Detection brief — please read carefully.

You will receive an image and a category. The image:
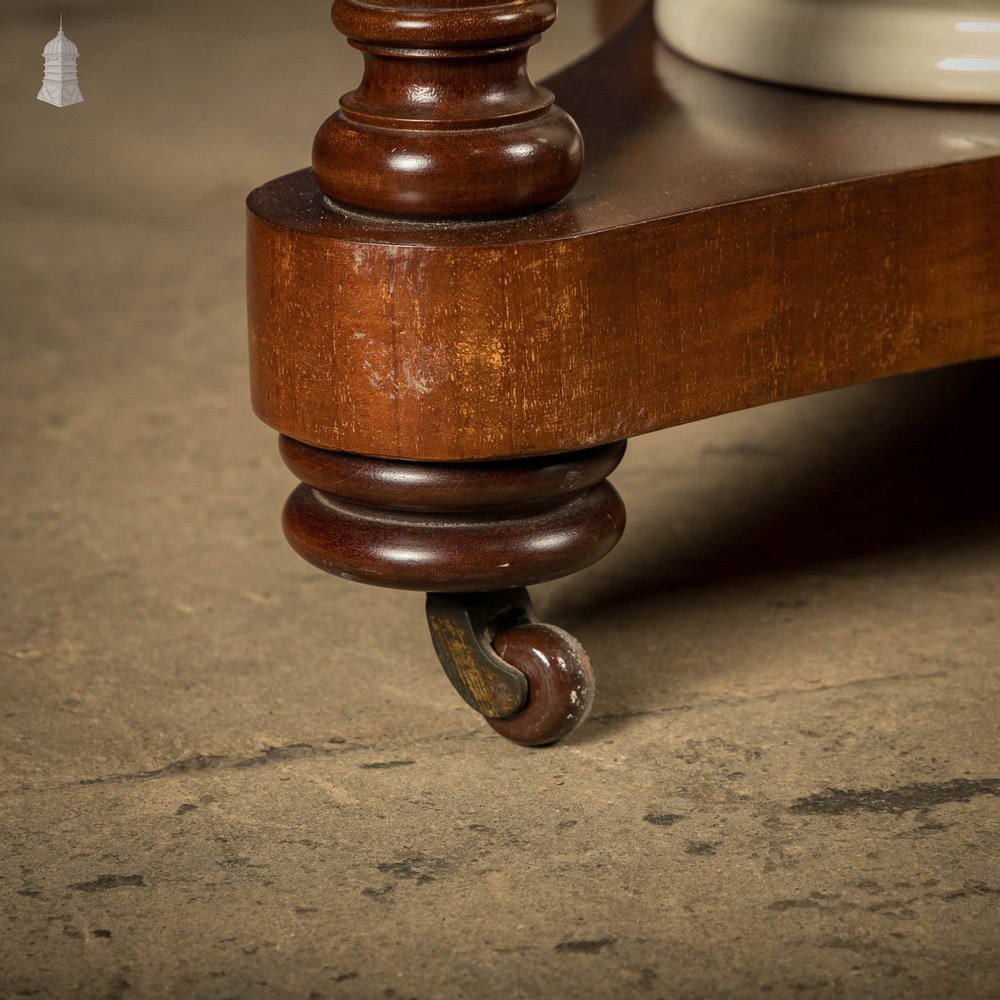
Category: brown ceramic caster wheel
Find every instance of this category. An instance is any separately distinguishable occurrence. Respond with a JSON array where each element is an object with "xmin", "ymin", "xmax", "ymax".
[
  {"xmin": 487, "ymin": 623, "xmax": 595, "ymax": 746},
  {"xmin": 425, "ymin": 589, "xmax": 598, "ymax": 747}
]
